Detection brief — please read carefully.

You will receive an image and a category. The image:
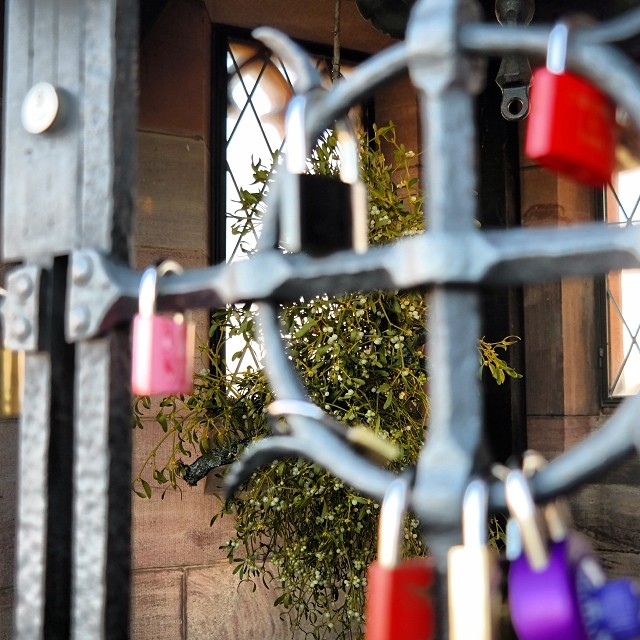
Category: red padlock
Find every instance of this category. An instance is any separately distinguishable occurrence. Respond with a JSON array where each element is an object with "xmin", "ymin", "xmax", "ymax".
[
  {"xmin": 525, "ymin": 21, "xmax": 616, "ymax": 187},
  {"xmin": 364, "ymin": 477, "xmax": 435, "ymax": 640},
  {"xmin": 131, "ymin": 261, "xmax": 195, "ymax": 396}
]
